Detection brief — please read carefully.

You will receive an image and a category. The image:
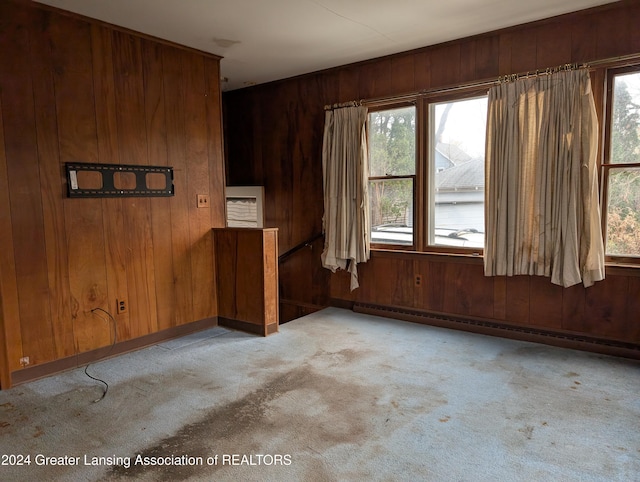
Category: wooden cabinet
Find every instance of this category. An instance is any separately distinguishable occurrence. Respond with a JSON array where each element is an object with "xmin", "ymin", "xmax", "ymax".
[{"xmin": 213, "ymin": 228, "xmax": 279, "ymax": 336}]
